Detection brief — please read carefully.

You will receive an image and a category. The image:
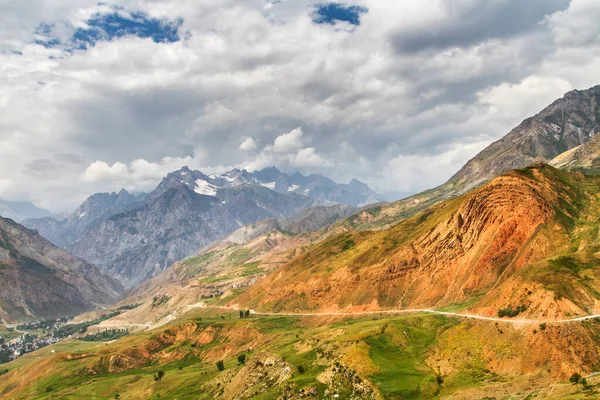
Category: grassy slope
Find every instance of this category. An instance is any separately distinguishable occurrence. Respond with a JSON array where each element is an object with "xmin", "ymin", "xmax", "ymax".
[
  {"xmin": 0, "ymin": 309, "xmax": 455, "ymax": 399},
  {"xmin": 3, "ymin": 309, "xmax": 600, "ymax": 399}
]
